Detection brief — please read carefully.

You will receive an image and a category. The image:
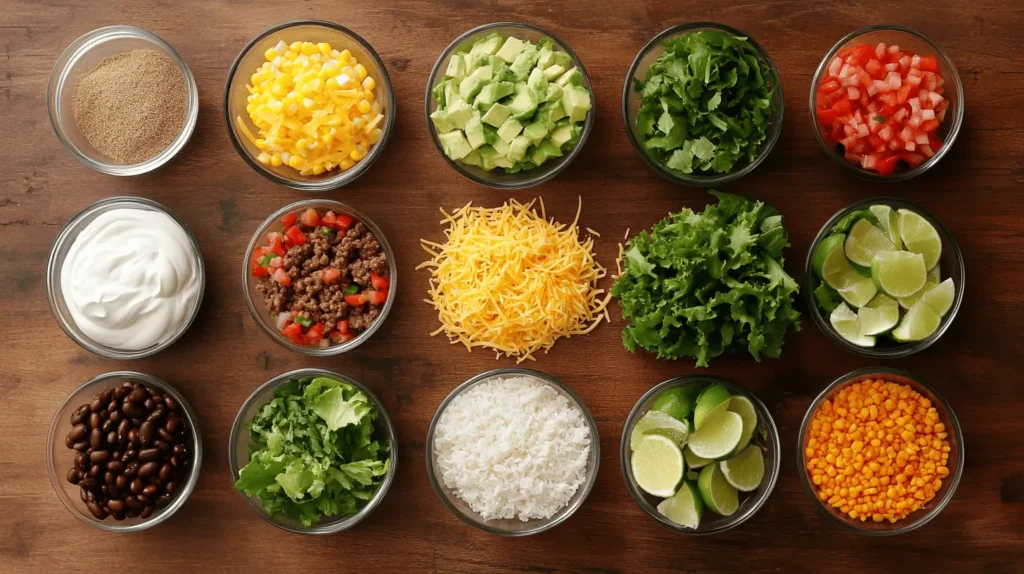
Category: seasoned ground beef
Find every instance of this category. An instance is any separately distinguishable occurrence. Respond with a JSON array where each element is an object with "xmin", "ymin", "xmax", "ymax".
[{"xmin": 254, "ymin": 215, "xmax": 389, "ymax": 338}]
